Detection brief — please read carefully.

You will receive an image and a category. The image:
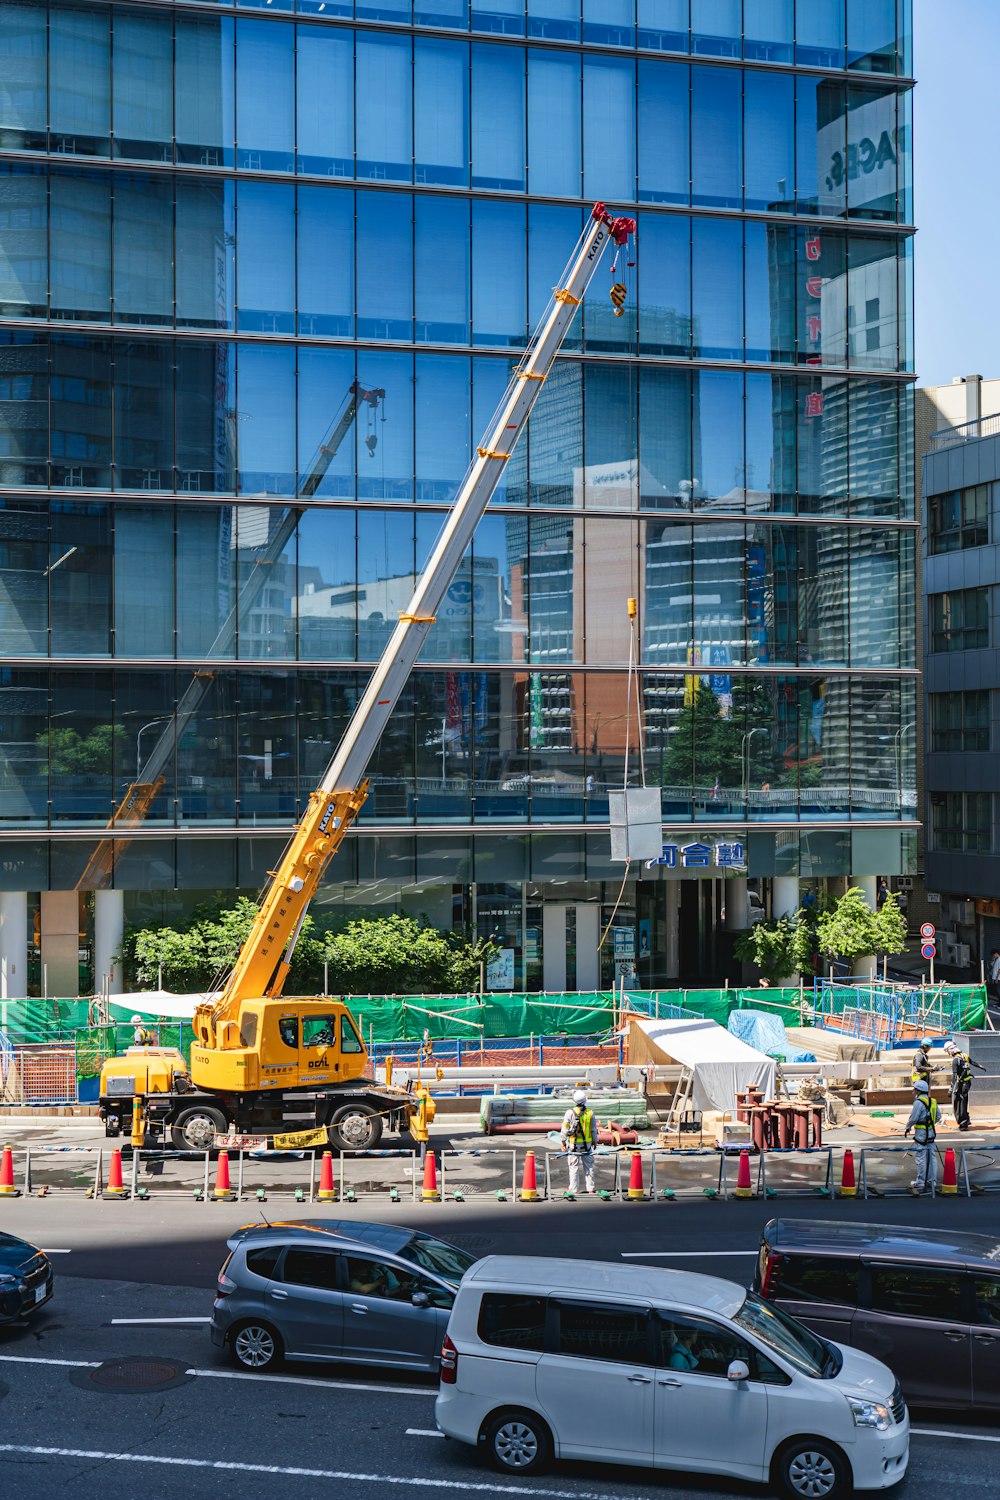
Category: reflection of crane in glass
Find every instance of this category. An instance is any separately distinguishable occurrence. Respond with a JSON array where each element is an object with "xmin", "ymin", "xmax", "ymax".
[{"xmin": 75, "ymin": 380, "xmax": 387, "ymax": 892}]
